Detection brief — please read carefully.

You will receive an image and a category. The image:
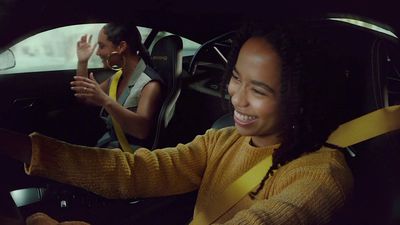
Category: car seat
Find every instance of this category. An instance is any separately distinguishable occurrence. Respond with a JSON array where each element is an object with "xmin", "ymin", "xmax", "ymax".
[
  {"xmin": 150, "ymin": 35, "xmax": 183, "ymax": 149},
  {"xmin": 212, "ymin": 112, "xmax": 233, "ymax": 129}
]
